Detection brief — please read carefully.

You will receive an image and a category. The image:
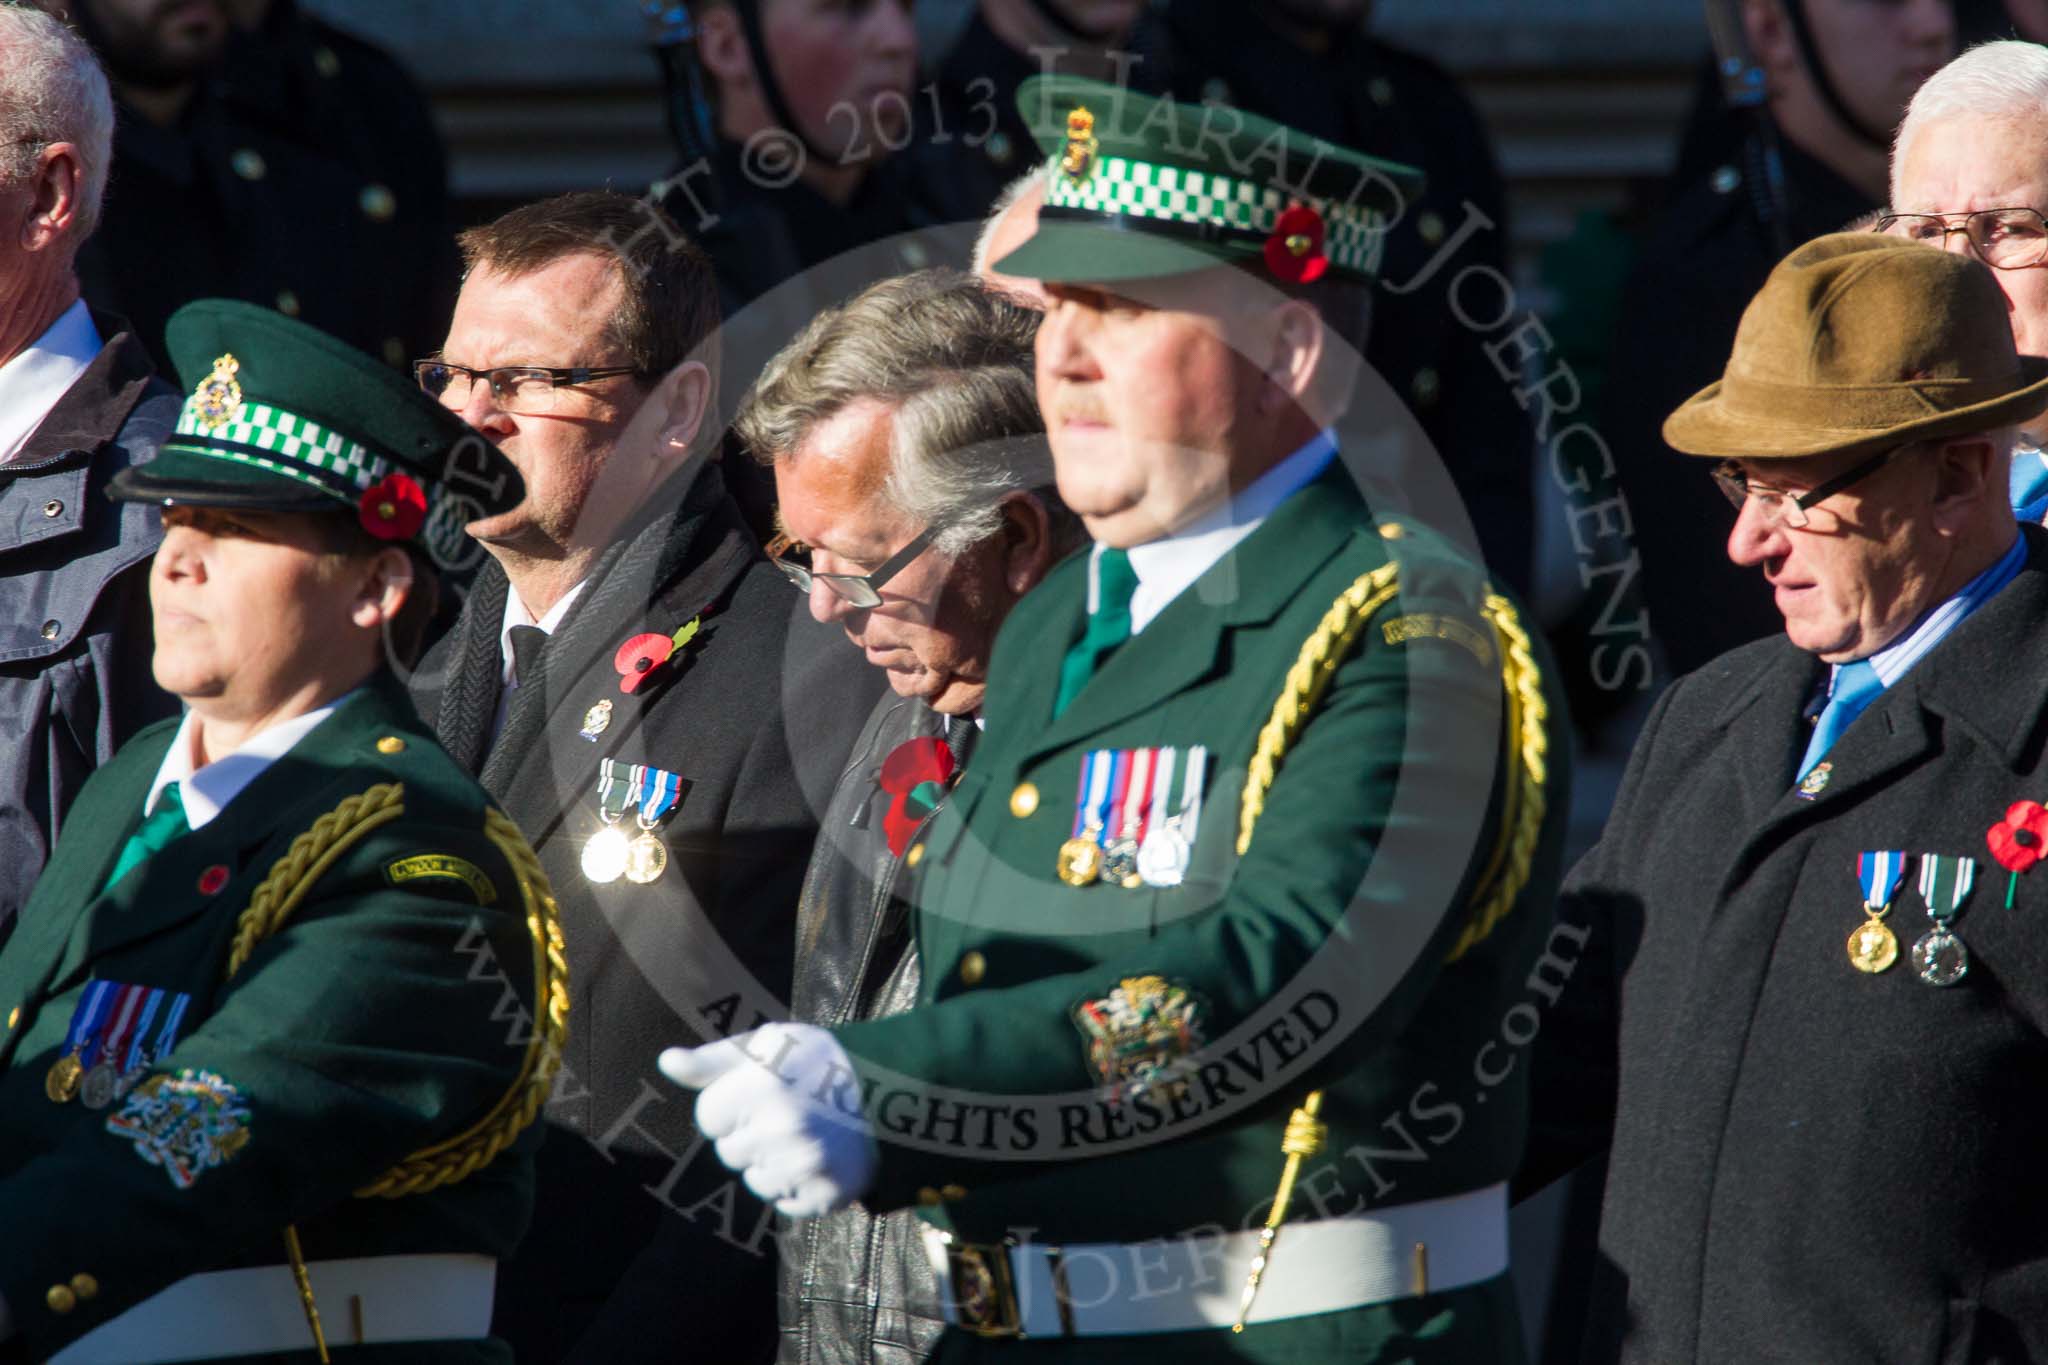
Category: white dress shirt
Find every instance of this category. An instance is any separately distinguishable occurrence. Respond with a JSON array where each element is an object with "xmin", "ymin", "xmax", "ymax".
[
  {"xmin": 0, "ymin": 299, "xmax": 101, "ymax": 465},
  {"xmin": 492, "ymin": 579, "xmax": 589, "ymax": 739},
  {"xmin": 143, "ymin": 698, "xmax": 351, "ymax": 830},
  {"xmin": 1087, "ymin": 431, "xmax": 1338, "ymax": 636}
]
